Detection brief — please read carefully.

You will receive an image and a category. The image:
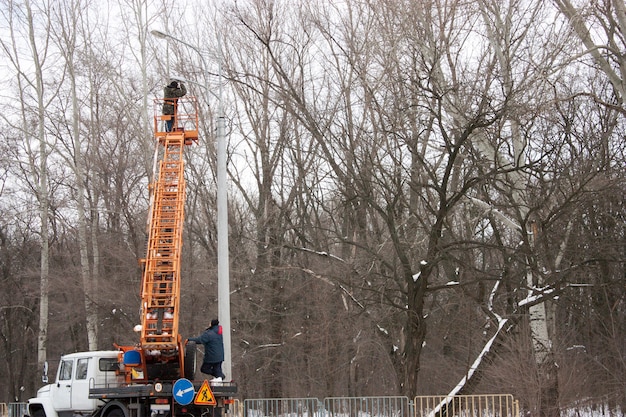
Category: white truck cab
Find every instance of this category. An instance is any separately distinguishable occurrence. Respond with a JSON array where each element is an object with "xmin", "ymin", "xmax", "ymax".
[{"xmin": 28, "ymin": 351, "xmax": 122, "ymax": 417}]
